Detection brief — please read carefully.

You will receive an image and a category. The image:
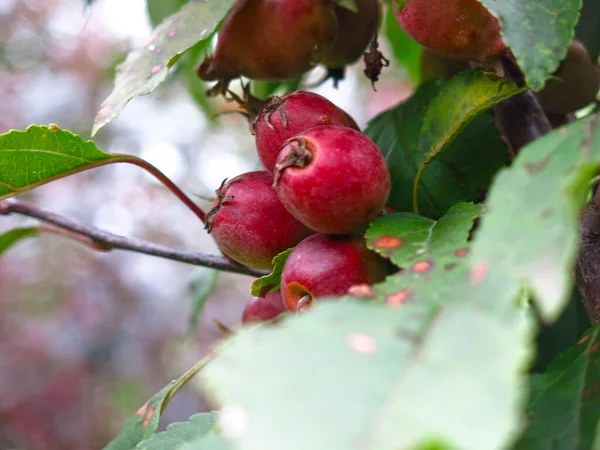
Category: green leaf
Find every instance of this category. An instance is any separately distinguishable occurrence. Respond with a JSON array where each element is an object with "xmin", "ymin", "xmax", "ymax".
[
  {"xmin": 413, "ymin": 69, "xmax": 525, "ymax": 212},
  {"xmin": 250, "ymin": 78, "xmax": 303, "ymax": 100},
  {"xmin": 471, "ymin": 113, "xmax": 600, "ymax": 322},
  {"xmin": 146, "ymin": 0, "xmax": 189, "ymax": 27},
  {"xmin": 514, "ymin": 324, "xmax": 600, "ymax": 449},
  {"xmin": 201, "ymin": 297, "xmax": 532, "ymax": 450},
  {"xmin": 366, "ymin": 202, "xmax": 482, "ymax": 267},
  {"xmin": 186, "ymin": 268, "xmax": 219, "ymax": 338},
  {"xmin": 364, "ymin": 79, "xmax": 511, "ymax": 219},
  {"xmin": 383, "ymin": 4, "xmax": 422, "ymax": 83},
  {"xmin": 92, "ymin": 0, "xmax": 235, "ymax": 136},
  {"xmin": 250, "ymin": 249, "xmax": 292, "ymax": 297},
  {"xmin": 104, "ymin": 358, "xmax": 211, "ymax": 450},
  {"xmin": 136, "ymin": 412, "xmax": 231, "ymax": 450},
  {"xmin": 0, "ymin": 125, "xmax": 122, "ymax": 200},
  {"xmin": 334, "ymin": 0, "xmax": 359, "ymax": 13},
  {"xmin": 0, "ymin": 227, "xmax": 39, "ymax": 255},
  {"xmin": 477, "ymin": 0, "xmax": 582, "ymax": 91},
  {"xmin": 576, "ymin": 0, "xmax": 600, "ymax": 61}
]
